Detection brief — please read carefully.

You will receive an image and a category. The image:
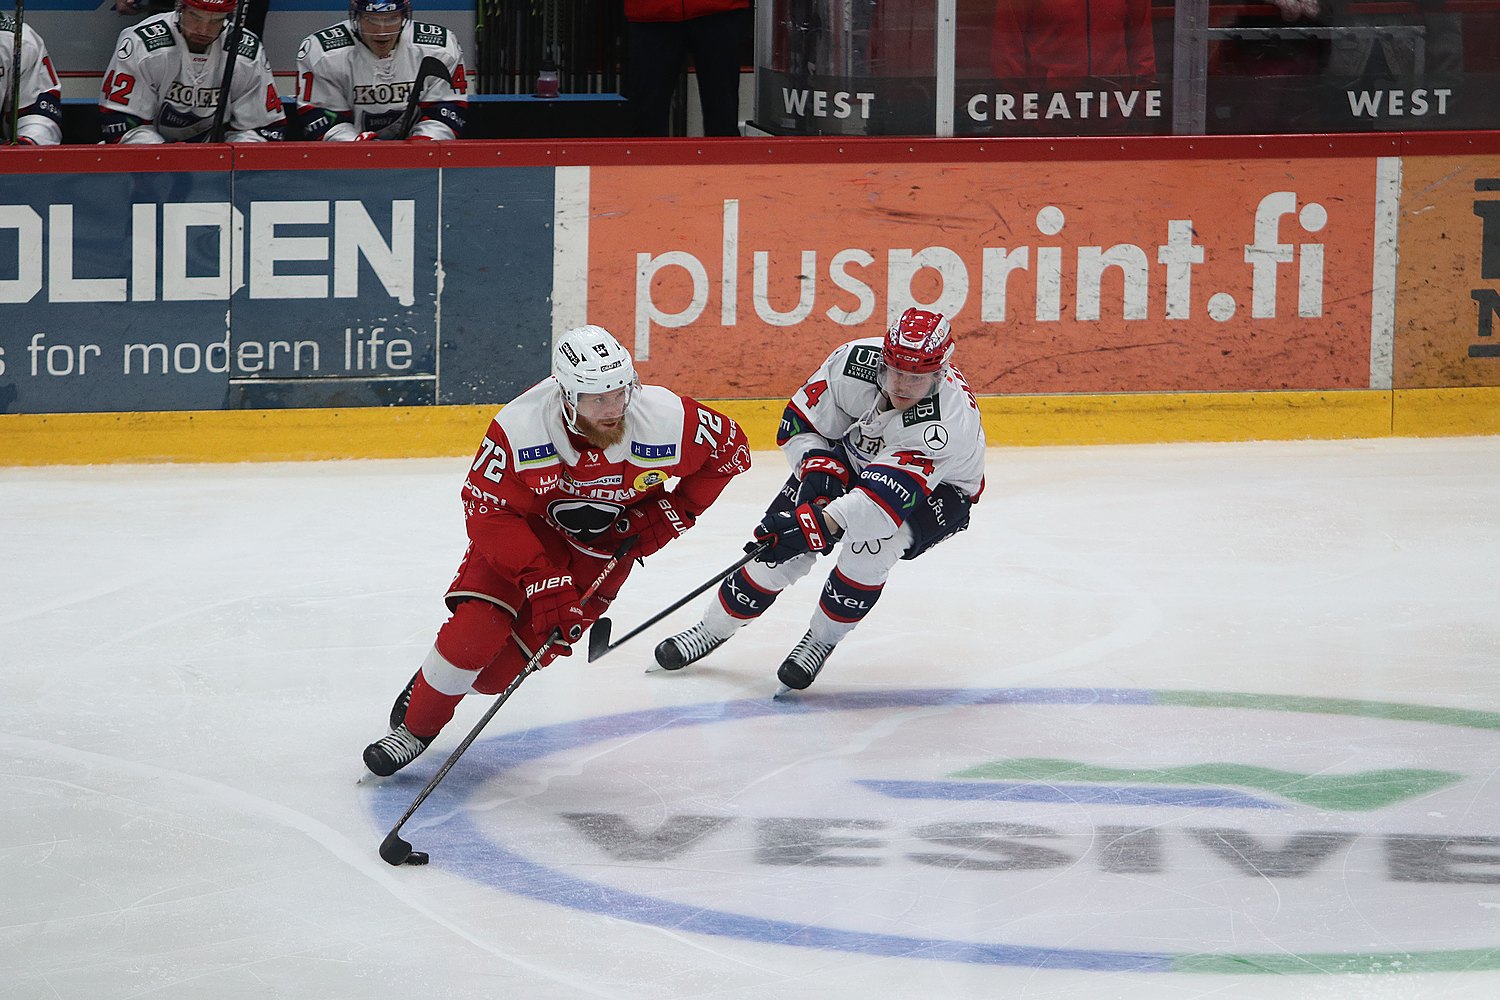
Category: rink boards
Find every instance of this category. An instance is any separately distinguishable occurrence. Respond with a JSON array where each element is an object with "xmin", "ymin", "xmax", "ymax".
[{"xmin": 1, "ymin": 135, "xmax": 1498, "ymax": 463}]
